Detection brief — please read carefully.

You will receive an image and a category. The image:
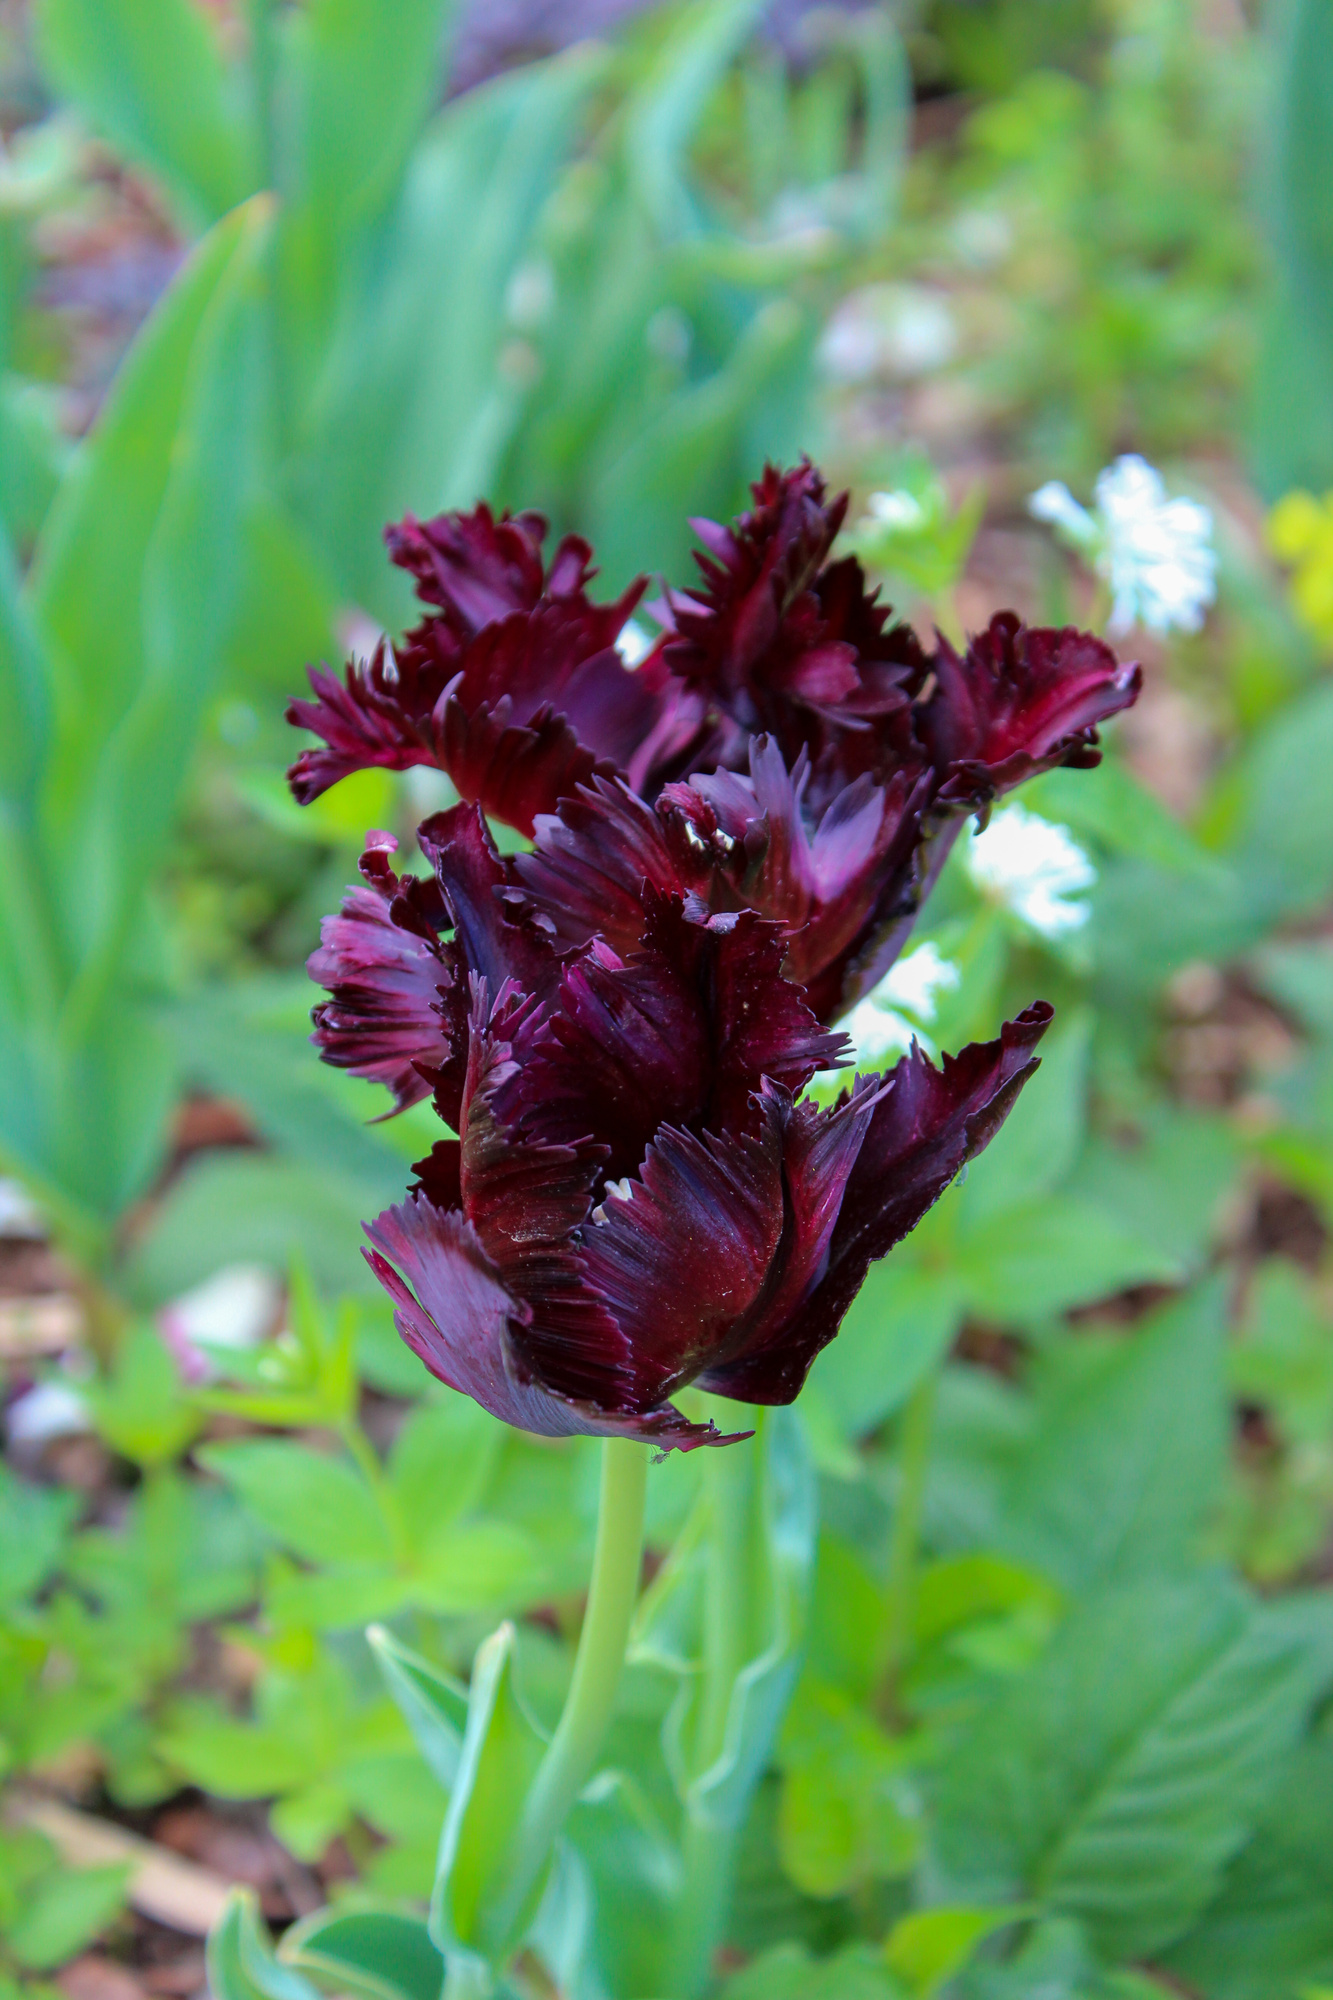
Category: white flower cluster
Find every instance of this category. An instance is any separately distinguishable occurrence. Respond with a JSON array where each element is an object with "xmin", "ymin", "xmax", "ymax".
[
  {"xmin": 836, "ymin": 941, "xmax": 962, "ymax": 1072},
  {"xmin": 1029, "ymin": 453, "xmax": 1216, "ymax": 638},
  {"xmin": 966, "ymin": 803, "xmax": 1096, "ymax": 936}
]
